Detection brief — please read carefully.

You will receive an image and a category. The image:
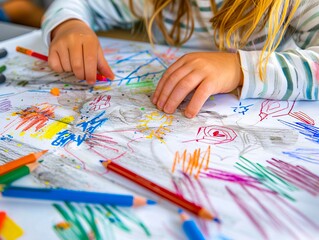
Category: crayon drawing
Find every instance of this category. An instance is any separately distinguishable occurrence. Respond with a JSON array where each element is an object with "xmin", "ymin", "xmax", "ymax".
[{"xmin": 0, "ymin": 31, "xmax": 318, "ymax": 240}]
